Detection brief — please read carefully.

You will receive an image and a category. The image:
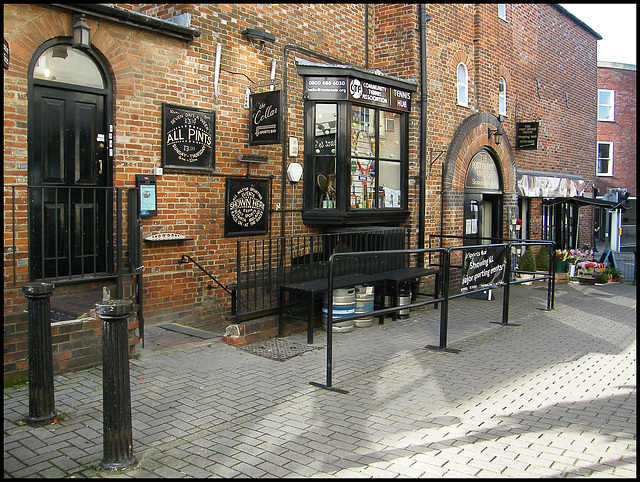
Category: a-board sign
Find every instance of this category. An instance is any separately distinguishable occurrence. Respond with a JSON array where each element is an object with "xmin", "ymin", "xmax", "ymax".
[{"xmin": 460, "ymin": 245, "xmax": 506, "ymax": 293}]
